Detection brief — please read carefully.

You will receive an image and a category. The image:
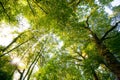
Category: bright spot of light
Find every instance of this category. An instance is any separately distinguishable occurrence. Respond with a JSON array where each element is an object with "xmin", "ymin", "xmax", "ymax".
[
  {"xmin": 0, "ymin": 24, "xmax": 17, "ymax": 46},
  {"xmin": 58, "ymin": 41, "xmax": 64, "ymax": 49},
  {"xmin": 0, "ymin": 15, "xmax": 30, "ymax": 46},
  {"xmin": 11, "ymin": 57, "xmax": 21, "ymax": 65},
  {"xmin": 13, "ymin": 71, "xmax": 20, "ymax": 80},
  {"xmin": 11, "ymin": 57, "xmax": 25, "ymax": 69},
  {"xmin": 105, "ymin": 6, "xmax": 113, "ymax": 15},
  {"xmin": 111, "ymin": 0, "xmax": 120, "ymax": 7},
  {"xmin": 17, "ymin": 15, "xmax": 30, "ymax": 32}
]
